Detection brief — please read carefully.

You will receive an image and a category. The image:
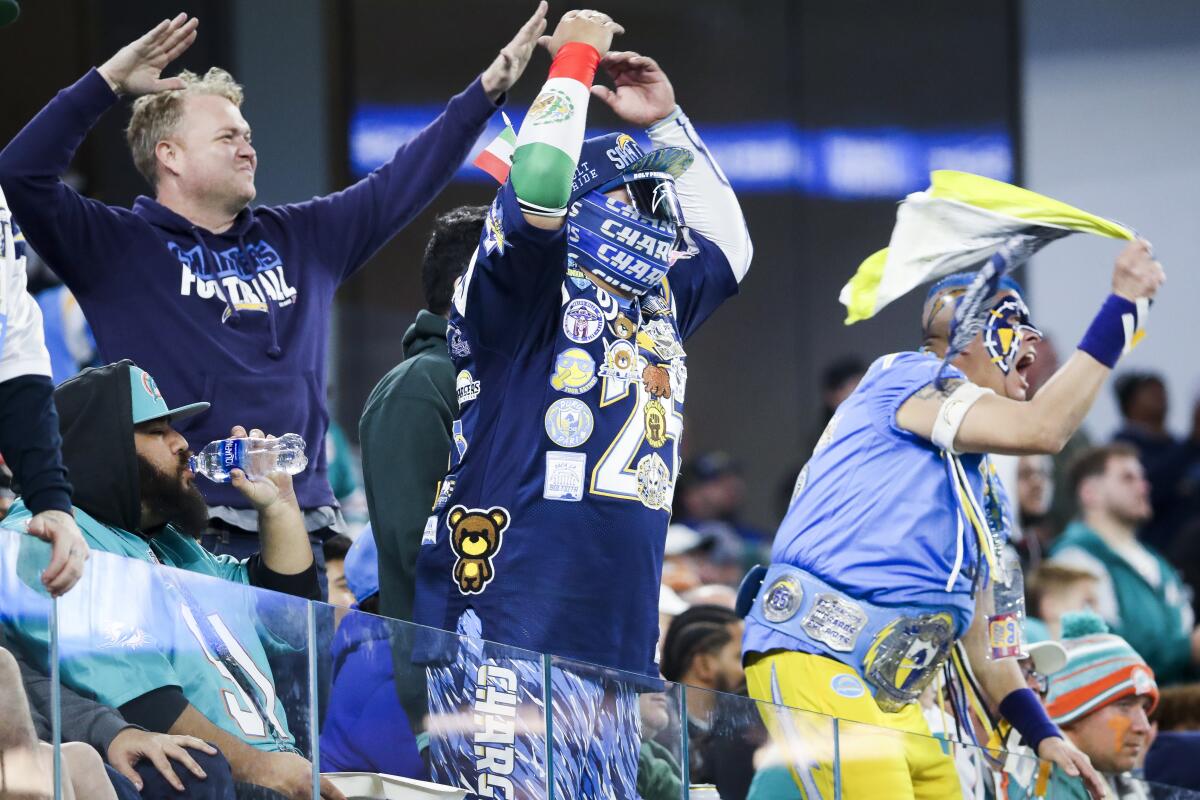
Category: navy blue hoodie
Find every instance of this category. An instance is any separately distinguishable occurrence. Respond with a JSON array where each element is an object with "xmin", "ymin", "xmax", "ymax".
[{"xmin": 0, "ymin": 69, "xmax": 498, "ymax": 511}]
